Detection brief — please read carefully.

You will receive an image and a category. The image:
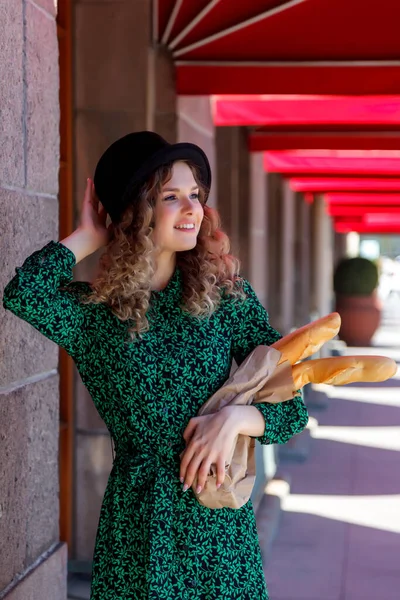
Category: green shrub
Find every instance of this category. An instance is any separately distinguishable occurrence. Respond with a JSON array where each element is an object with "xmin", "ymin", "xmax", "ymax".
[{"xmin": 333, "ymin": 257, "xmax": 379, "ymax": 296}]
